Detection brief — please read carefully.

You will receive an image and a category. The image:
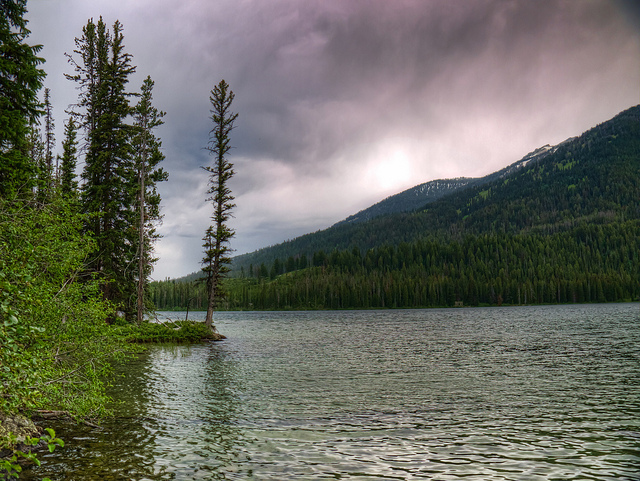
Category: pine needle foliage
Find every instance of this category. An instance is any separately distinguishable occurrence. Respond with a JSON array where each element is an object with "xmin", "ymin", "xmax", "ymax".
[
  {"xmin": 0, "ymin": 0, "xmax": 46, "ymax": 198},
  {"xmin": 202, "ymin": 80, "xmax": 238, "ymax": 329}
]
